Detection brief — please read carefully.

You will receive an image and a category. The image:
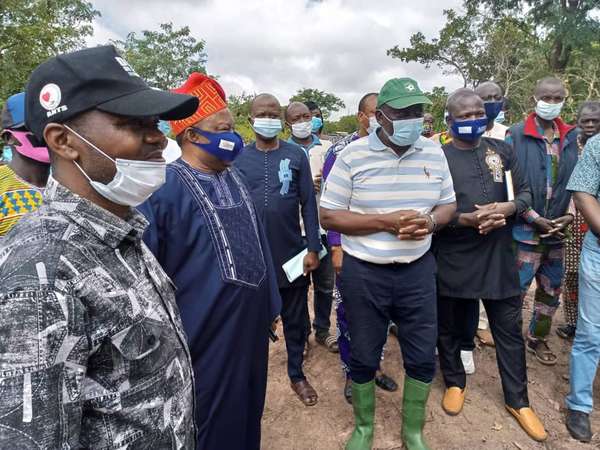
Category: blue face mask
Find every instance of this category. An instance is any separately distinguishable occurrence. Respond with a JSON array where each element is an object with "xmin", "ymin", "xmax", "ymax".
[
  {"xmin": 379, "ymin": 110, "xmax": 424, "ymax": 147},
  {"xmin": 311, "ymin": 116, "xmax": 323, "ymax": 133},
  {"xmin": 2, "ymin": 146, "xmax": 13, "ymax": 162},
  {"xmin": 450, "ymin": 117, "xmax": 489, "ymax": 142},
  {"xmin": 495, "ymin": 111, "xmax": 506, "ymax": 124},
  {"xmin": 484, "ymin": 101, "xmax": 503, "ymax": 123},
  {"xmin": 191, "ymin": 128, "xmax": 244, "ymax": 162}
]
